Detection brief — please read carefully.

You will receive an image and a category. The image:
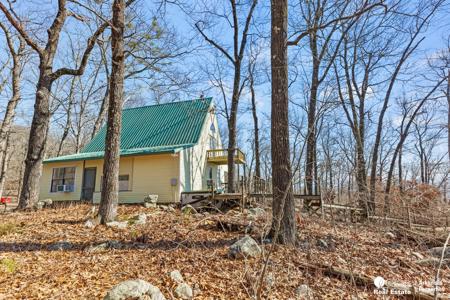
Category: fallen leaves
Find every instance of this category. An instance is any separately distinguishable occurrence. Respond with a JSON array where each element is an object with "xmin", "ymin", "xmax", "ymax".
[{"xmin": 0, "ymin": 204, "xmax": 448, "ymax": 299}]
